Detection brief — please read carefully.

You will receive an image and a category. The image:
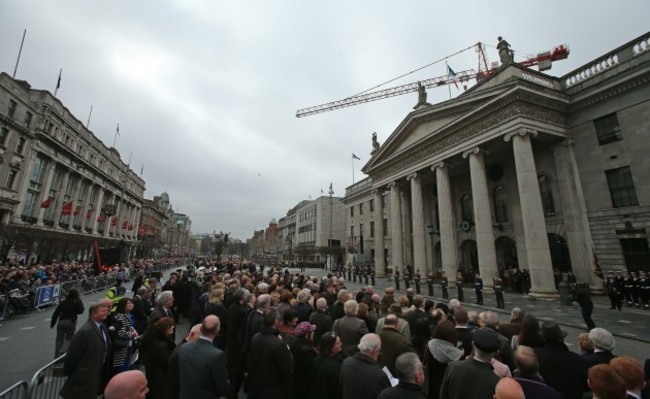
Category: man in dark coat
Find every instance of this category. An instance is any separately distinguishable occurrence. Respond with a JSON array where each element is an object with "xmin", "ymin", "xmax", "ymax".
[
  {"xmin": 60, "ymin": 302, "xmax": 111, "ymax": 399},
  {"xmin": 377, "ymin": 314, "xmax": 415, "ymax": 375},
  {"xmin": 534, "ymin": 321, "xmax": 589, "ymax": 399},
  {"xmin": 247, "ymin": 308, "xmax": 294, "ymax": 399},
  {"xmin": 439, "ymin": 328, "xmax": 501, "ymax": 399},
  {"xmin": 340, "ymin": 333, "xmax": 391, "ymax": 399},
  {"xmin": 226, "ymin": 288, "xmax": 249, "ymax": 398},
  {"xmin": 131, "ymin": 287, "xmax": 152, "ymax": 334},
  {"xmin": 178, "ymin": 315, "xmax": 230, "ymax": 399},
  {"xmin": 310, "ymin": 297, "xmax": 333, "ymax": 345},
  {"xmin": 378, "ymin": 352, "xmax": 426, "ymax": 399},
  {"xmin": 404, "ymin": 295, "xmax": 429, "ymax": 334}
]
